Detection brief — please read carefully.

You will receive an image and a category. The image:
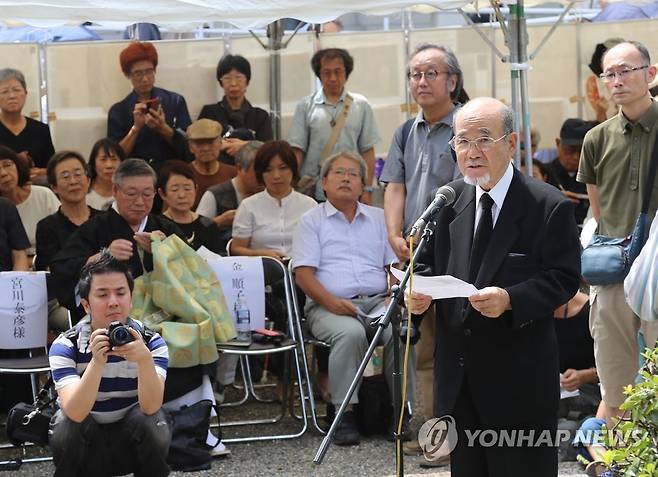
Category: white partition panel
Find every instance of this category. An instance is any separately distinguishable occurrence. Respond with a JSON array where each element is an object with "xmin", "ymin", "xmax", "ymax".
[
  {"xmin": 0, "ymin": 43, "xmax": 41, "ymax": 121},
  {"xmin": 46, "ymin": 38, "xmax": 224, "ymax": 157}
]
